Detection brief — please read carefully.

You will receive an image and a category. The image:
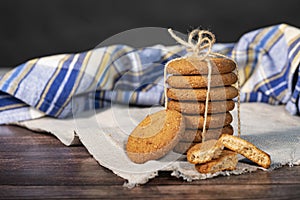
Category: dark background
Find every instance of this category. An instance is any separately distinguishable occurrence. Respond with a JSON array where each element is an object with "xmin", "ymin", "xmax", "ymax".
[{"xmin": 0, "ymin": 0, "xmax": 299, "ymax": 68}]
